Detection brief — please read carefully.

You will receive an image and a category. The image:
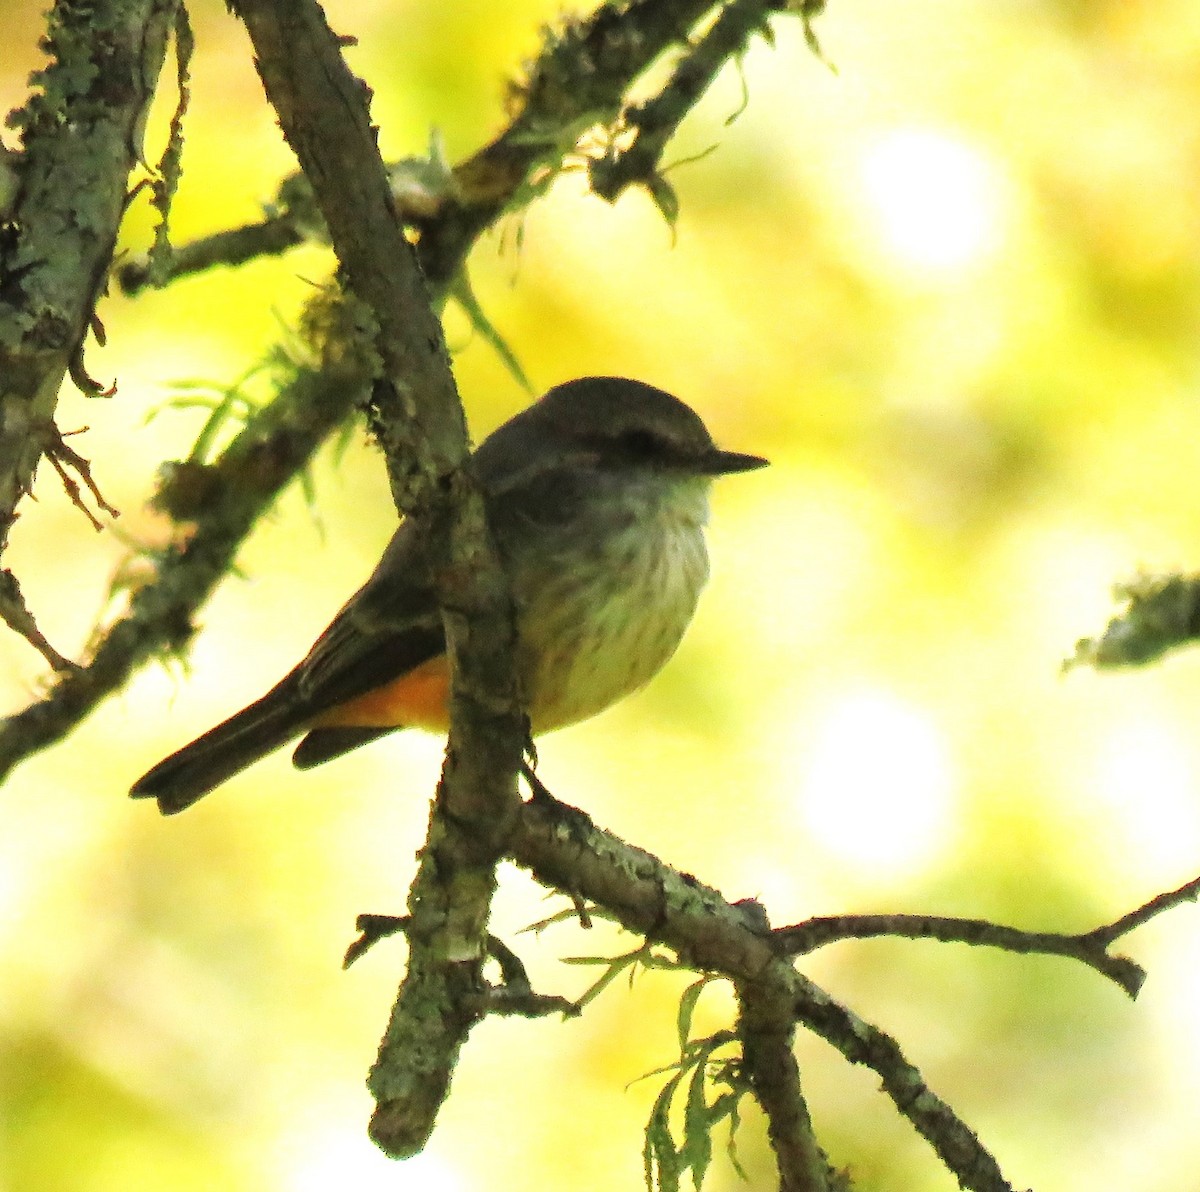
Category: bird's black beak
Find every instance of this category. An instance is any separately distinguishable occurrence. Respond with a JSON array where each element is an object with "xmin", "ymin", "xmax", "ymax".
[{"xmin": 701, "ymin": 448, "xmax": 770, "ymax": 476}]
